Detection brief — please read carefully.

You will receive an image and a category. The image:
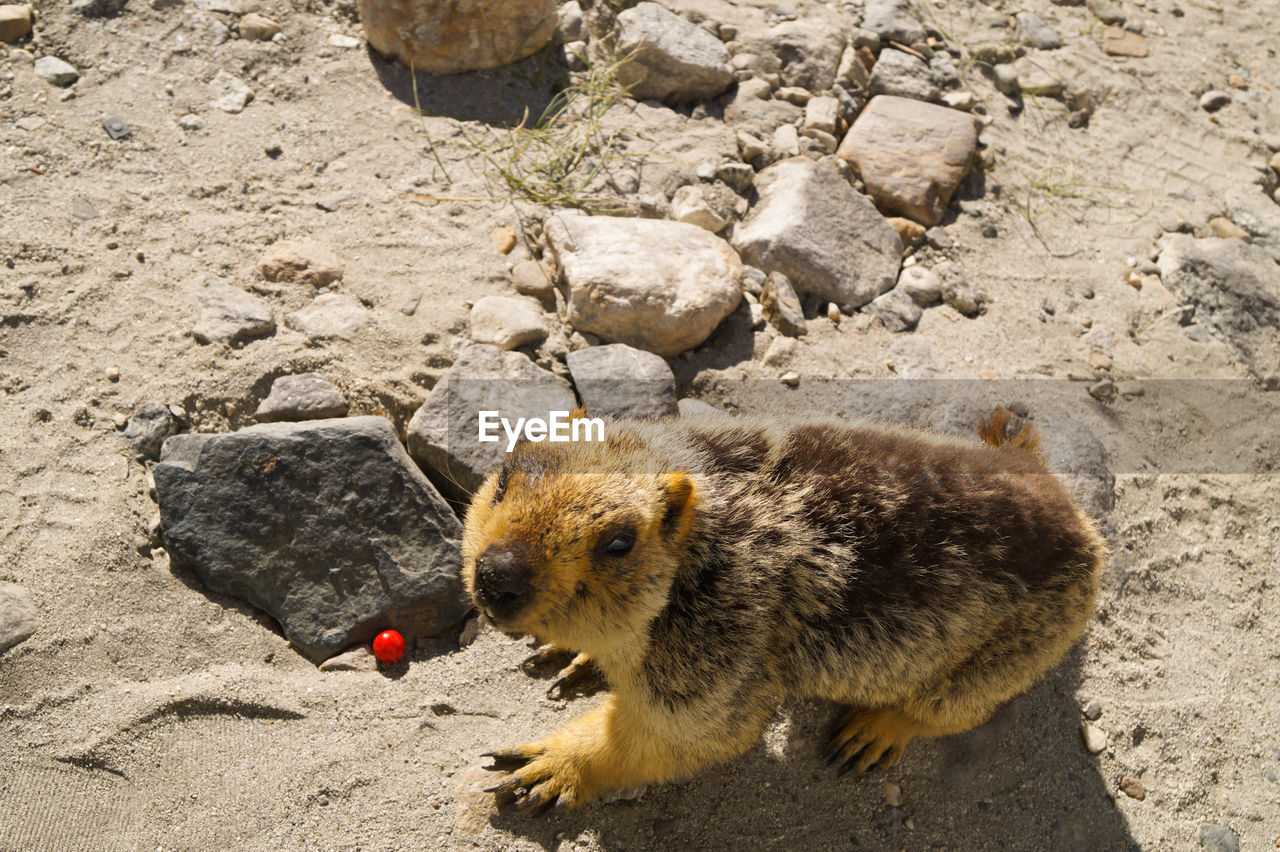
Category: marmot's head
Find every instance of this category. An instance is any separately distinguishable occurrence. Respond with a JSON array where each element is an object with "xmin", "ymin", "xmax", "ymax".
[{"xmin": 461, "ymin": 429, "xmax": 698, "ymax": 654}]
